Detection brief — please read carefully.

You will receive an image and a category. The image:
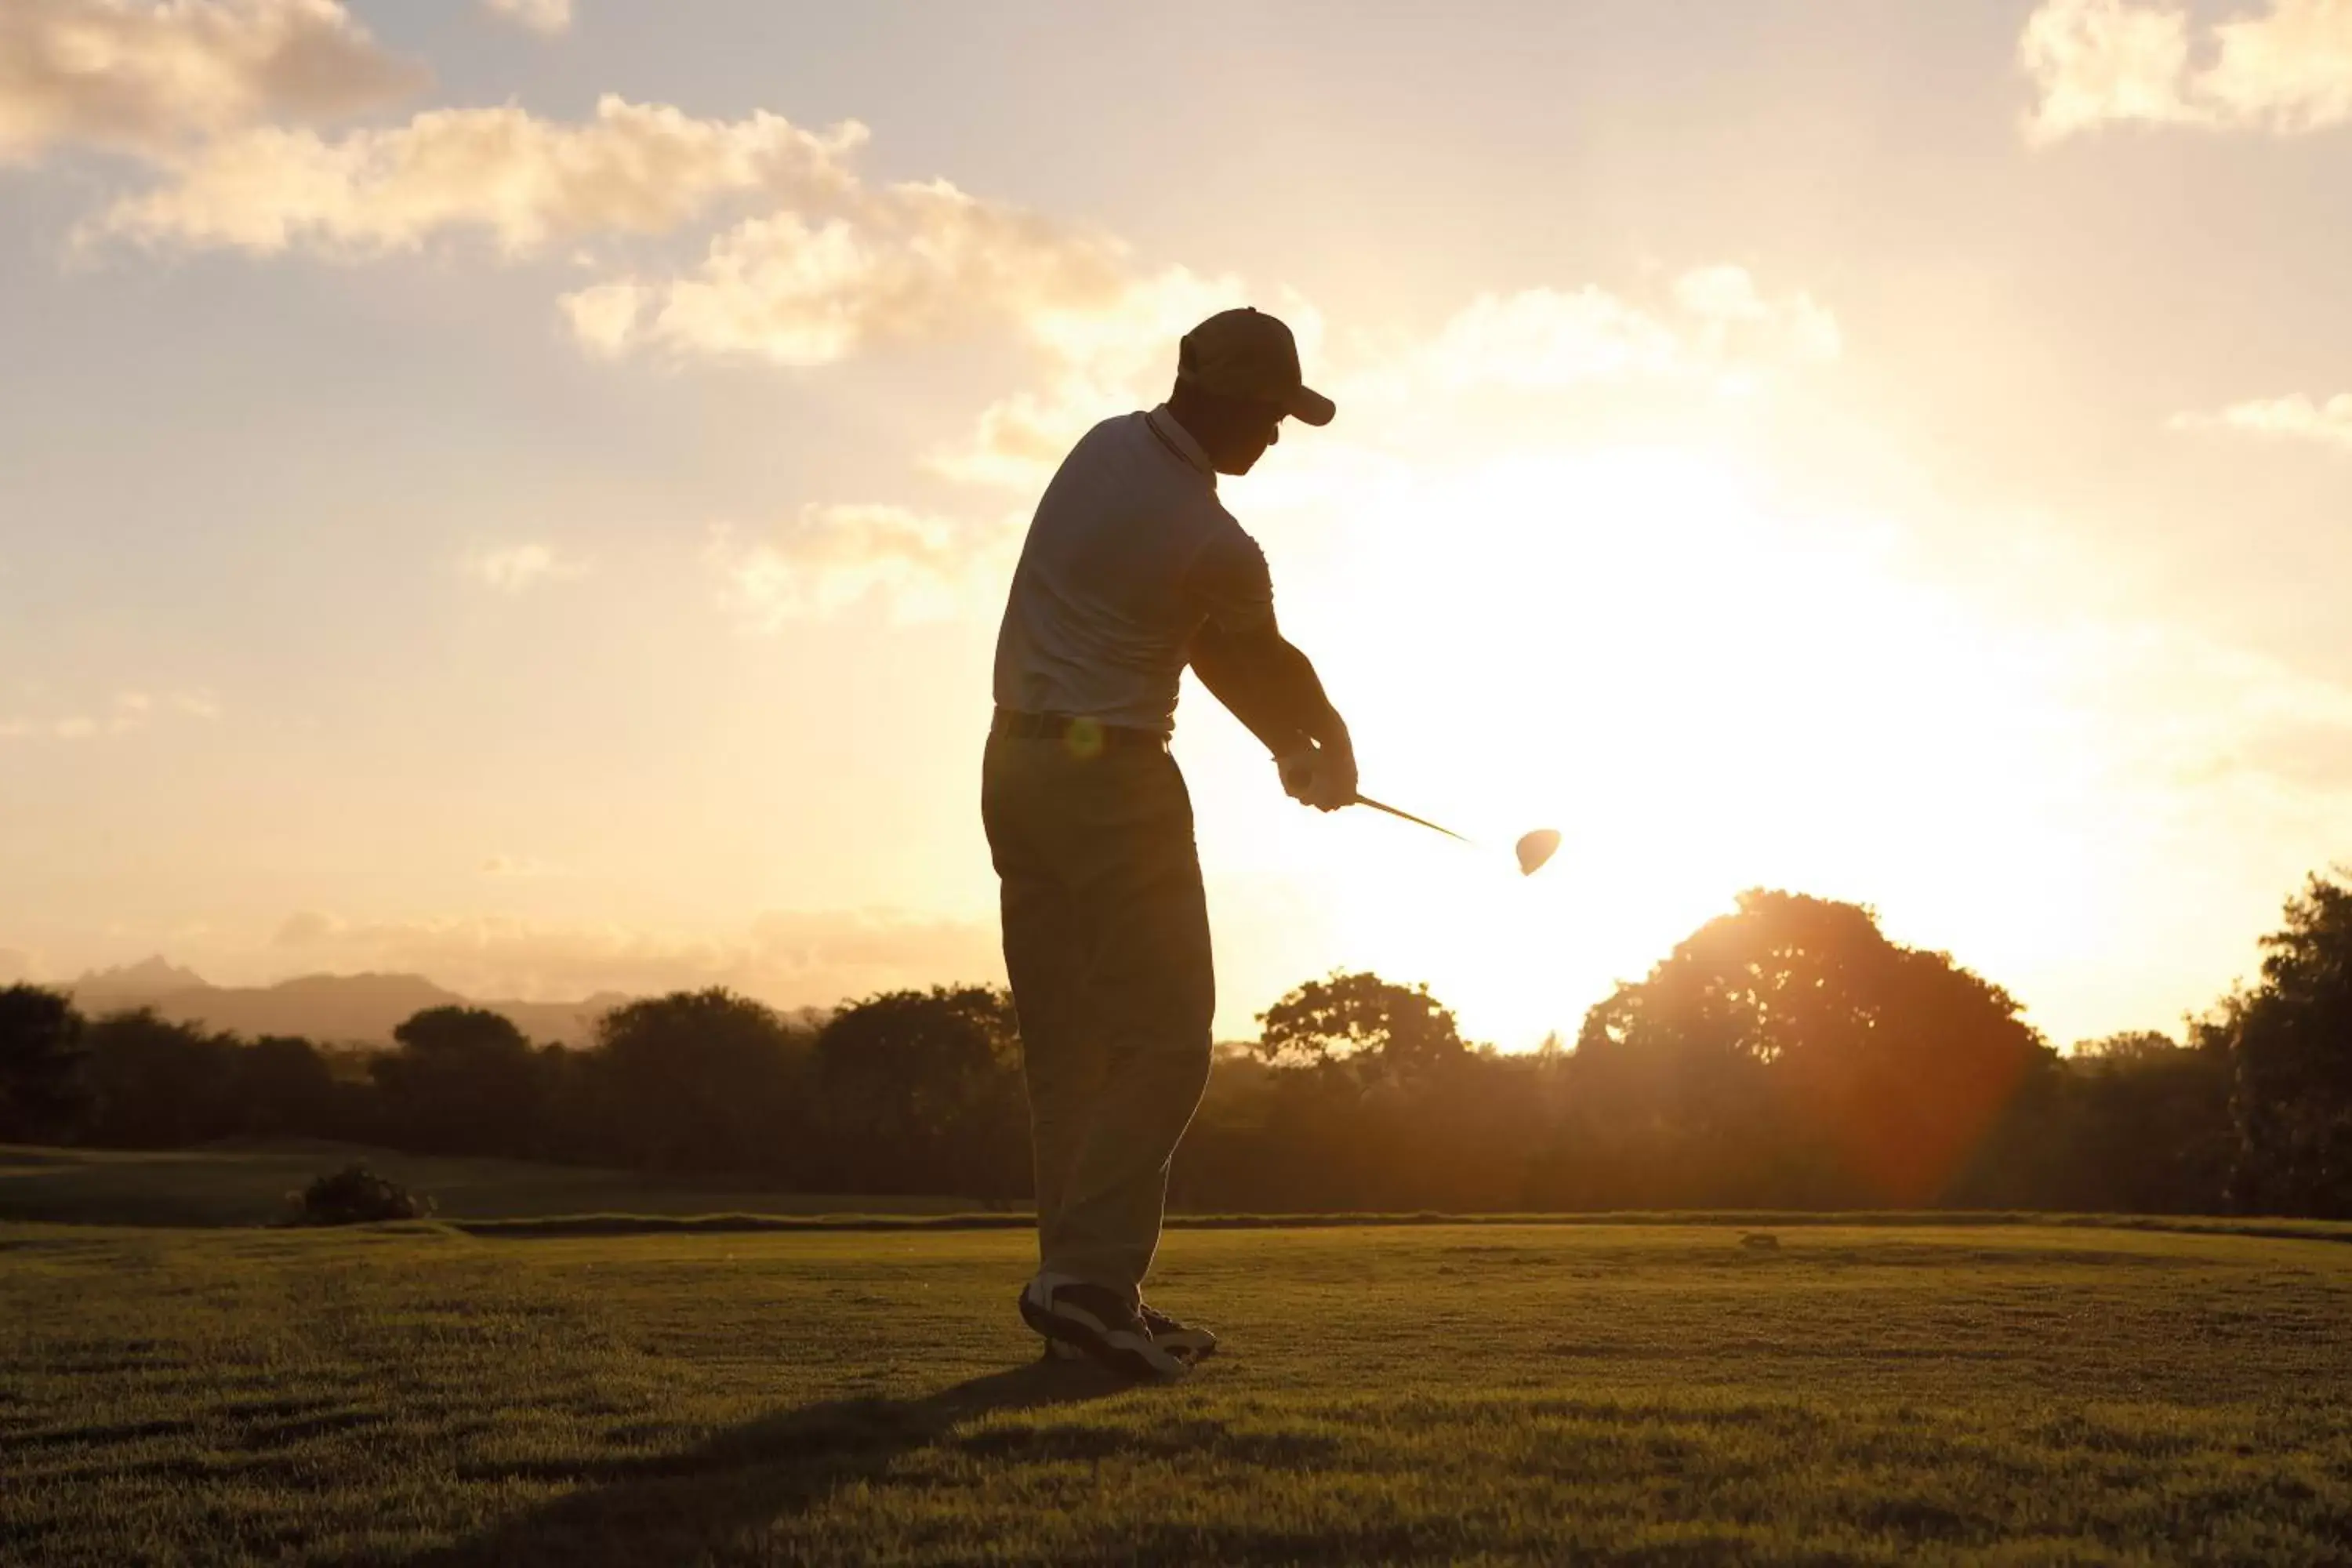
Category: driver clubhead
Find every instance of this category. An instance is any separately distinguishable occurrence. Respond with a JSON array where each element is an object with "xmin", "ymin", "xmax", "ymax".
[{"xmin": 1515, "ymin": 829, "xmax": 1562, "ymax": 877}]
